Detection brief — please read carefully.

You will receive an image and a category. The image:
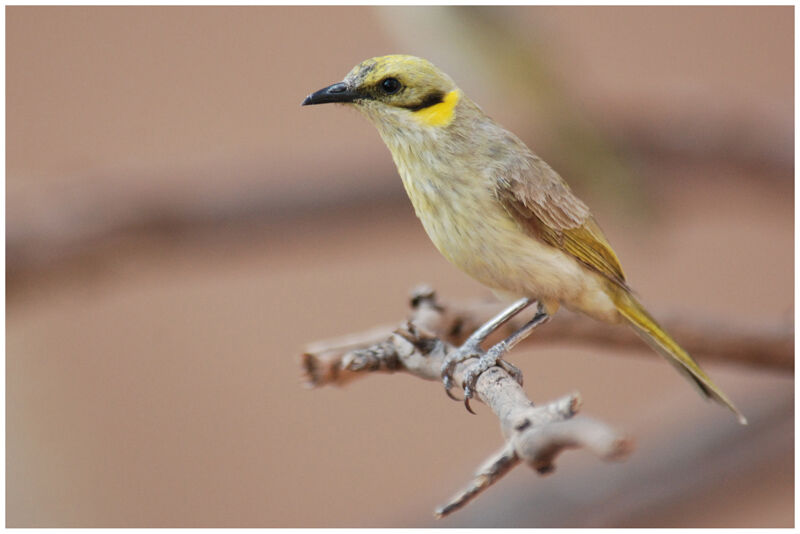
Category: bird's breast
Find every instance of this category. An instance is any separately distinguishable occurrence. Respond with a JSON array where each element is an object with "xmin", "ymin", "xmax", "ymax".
[{"xmin": 393, "ymin": 154, "xmax": 591, "ymax": 302}]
